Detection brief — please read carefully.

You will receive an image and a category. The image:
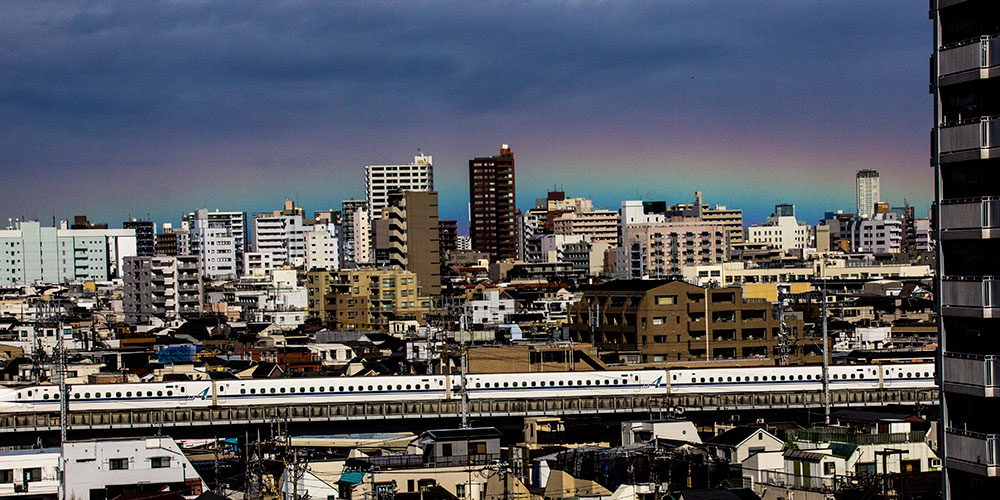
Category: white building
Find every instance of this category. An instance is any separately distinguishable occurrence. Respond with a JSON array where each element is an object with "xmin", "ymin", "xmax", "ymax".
[
  {"xmin": 746, "ymin": 209, "xmax": 812, "ymax": 252},
  {"xmin": 0, "ymin": 448, "xmax": 59, "ymax": 499},
  {"xmin": 340, "ymin": 199, "xmax": 369, "ymax": 267},
  {"xmin": 365, "ymin": 153, "xmax": 434, "ymax": 219},
  {"xmin": 252, "ymin": 213, "xmax": 305, "ymax": 267},
  {"xmin": 856, "ymin": 169, "xmax": 881, "ymax": 219},
  {"xmin": 848, "ymin": 213, "xmax": 902, "ymax": 254},
  {"xmin": 456, "ymin": 235, "xmax": 472, "ymax": 252},
  {"xmin": 552, "ymin": 209, "xmax": 620, "ymax": 246},
  {"xmin": 524, "ymin": 234, "xmax": 586, "ymax": 263},
  {"xmin": 0, "ymin": 220, "xmax": 137, "ymax": 285},
  {"xmin": 187, "ymin": 209, "xmax": 239, "ymax": 279},
  {"xmin": 352, "ymin": 207, "xmax": 372, "ymax": 264},
  {"xmin": 304, "ymin": 228, "xmax": 339, "ymax": 271},
  {"xmin": 63, "ymin": 437, "xmax": 207, "ymax": 499},
  {"xmin": 464, "ymin": 289, "xmax": 515, "ymax": 326}
]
